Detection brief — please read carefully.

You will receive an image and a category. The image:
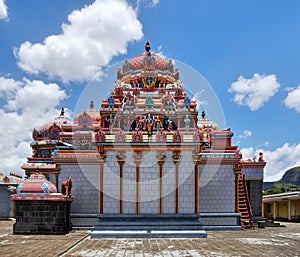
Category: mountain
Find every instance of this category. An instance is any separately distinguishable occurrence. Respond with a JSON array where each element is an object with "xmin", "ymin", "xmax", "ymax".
[
  {"xmin": 280, "ymin": 166, "xmax": 300, "ymax": 185},
  {"xmin": 263, "ymin": 166, "xmax": 300, "ymax": 194}
]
